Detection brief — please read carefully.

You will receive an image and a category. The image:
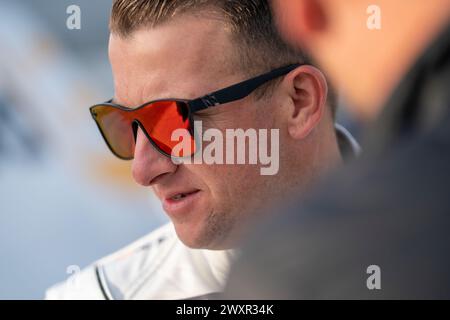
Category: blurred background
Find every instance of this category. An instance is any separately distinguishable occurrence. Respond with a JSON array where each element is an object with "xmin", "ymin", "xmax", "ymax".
[{"xmin": 0, "ymin": 0, "xmax": 167, "ymax": 299}]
